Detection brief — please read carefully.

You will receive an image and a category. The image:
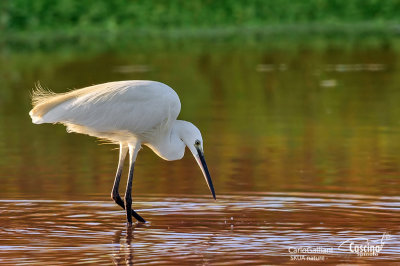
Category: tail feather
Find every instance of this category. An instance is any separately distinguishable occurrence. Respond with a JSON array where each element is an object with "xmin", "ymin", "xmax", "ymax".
[
  {"xmin": 31, "ymin": 82, "xmax": 56, "ymax": 106},
  {"xmin": 29, "ymin": 82, "xmax": 77, "ymax": 124}
]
